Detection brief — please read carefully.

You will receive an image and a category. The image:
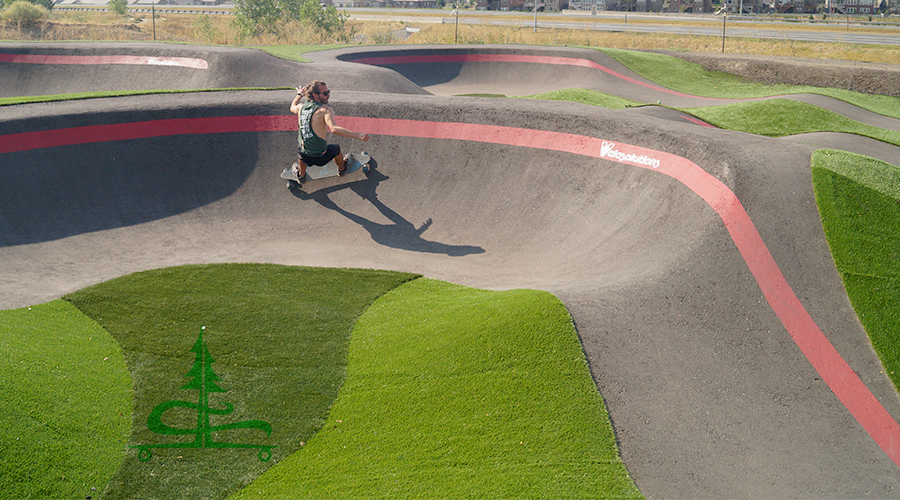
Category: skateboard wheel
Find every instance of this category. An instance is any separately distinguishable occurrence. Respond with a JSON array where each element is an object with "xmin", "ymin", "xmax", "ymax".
[
  {"xmin": 362, "ymin": 164, "xmax": 370, "ymax": 173},
  {"xmin": 286, "ymin": 181, "xmax": 293, "ymax": 189}
]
